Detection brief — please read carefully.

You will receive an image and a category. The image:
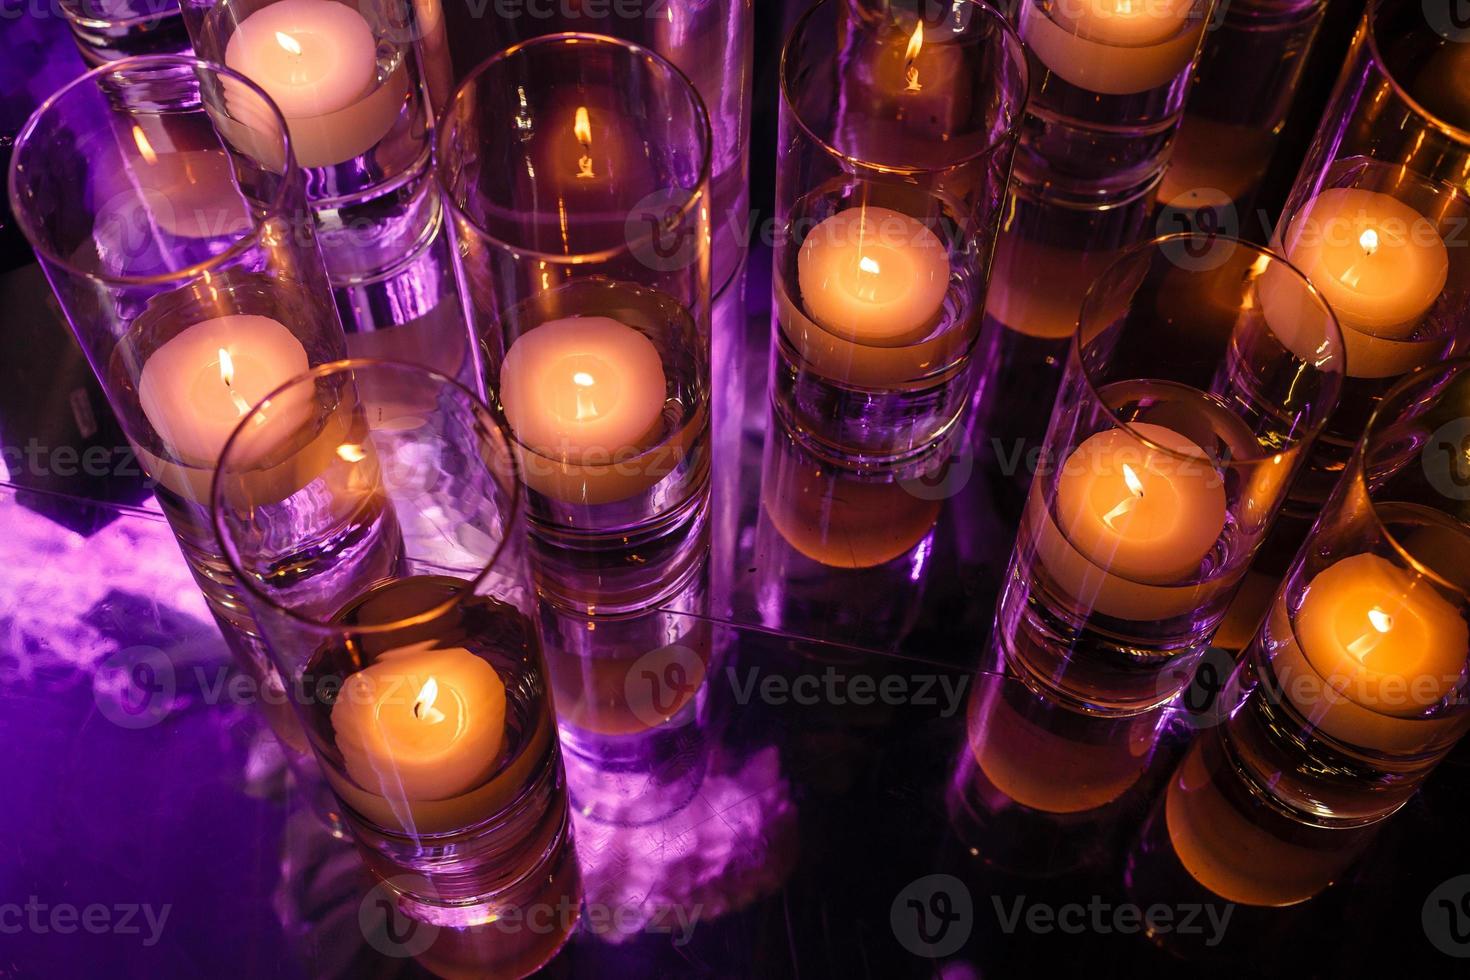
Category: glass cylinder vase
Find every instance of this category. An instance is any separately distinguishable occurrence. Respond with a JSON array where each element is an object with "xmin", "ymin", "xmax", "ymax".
[
  {"xmin": 60, "ymin": 0, "xmax": 192, "ymax": 66},
  {"xmin": 1248, "ymin": 0, "xmax": 1470, "ymax": 584},
  {"xmin": 774, "ymin": 0, "xmax": 1027, "ymax": 464},
  {"xmin": 1015, "ymin": 0, "xmax": 1216, "ymax": 190},
  {"xmin": 435, "ymin": 33, "xmax": 713, "ymax": 612},
  {"xmin": 8, "ymin": 54, "xmax": 348, "ymax": 817},
  {"xmin": 434, "ymin": 0, "xmax": 754, "ymax": 293},
  {"xmin": 211, "ymin": 359, "xmax": 581, "ymax": 959},
  {"xmin": 993, "ymin": 234, "xmax": 1345, "ymax": 714}
]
